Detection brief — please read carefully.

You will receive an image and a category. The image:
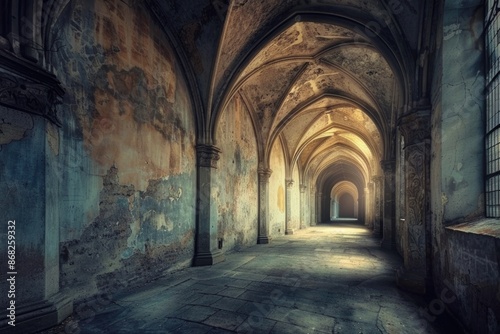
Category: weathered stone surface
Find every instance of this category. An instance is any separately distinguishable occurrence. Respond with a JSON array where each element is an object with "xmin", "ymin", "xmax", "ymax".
[
  {"xmin": 215, "ymin": 94, "xmax": 259, "ymax": 252},
  {"xmin": 1, "ymin": 1, "xmax": 498, "ymax": 333},
  {"xmin": 37, "ymin": 224, "xmax": 460, "ymax": 334}
]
